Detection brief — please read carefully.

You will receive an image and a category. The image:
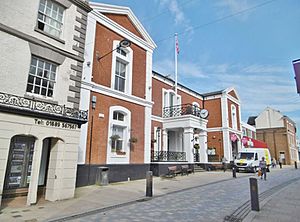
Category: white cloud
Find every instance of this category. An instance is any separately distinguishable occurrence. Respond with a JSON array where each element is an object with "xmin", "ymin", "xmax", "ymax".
[
  {"xmin": 153, "ymin": 59, "xmax": 207, "ymax": 79},
  {"xmin": 215, "ymin": 0, "xmax": 252, "ymax": 21},
  {"xmin": 242, "ymin": 64, "xmax": 288, "ymax": 73},
  {"xmin": 159, "ymin": 0, "xmax": 194, "ymax": 41}
]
